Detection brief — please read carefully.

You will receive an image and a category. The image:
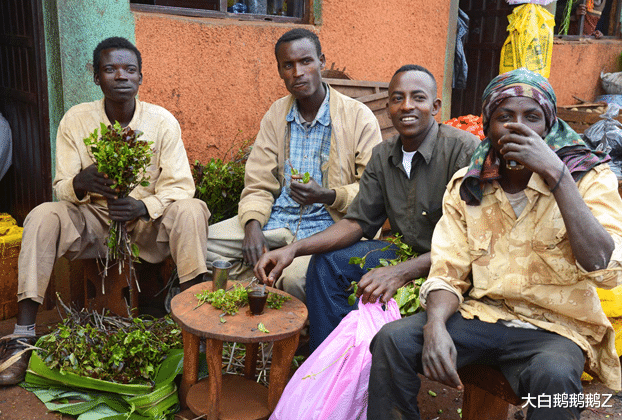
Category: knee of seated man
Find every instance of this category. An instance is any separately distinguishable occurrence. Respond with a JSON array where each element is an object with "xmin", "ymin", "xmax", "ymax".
[
  {"xmin": 24, "ymin": 201, "xmax": 69, "ymax": 228},
  {"xmin": 167, "ymin": 198, "xmax": 209, "ymax": 221},
  {"xmin": 526, "ymin": 350, "xmax": 584, "ymax": 385}
]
